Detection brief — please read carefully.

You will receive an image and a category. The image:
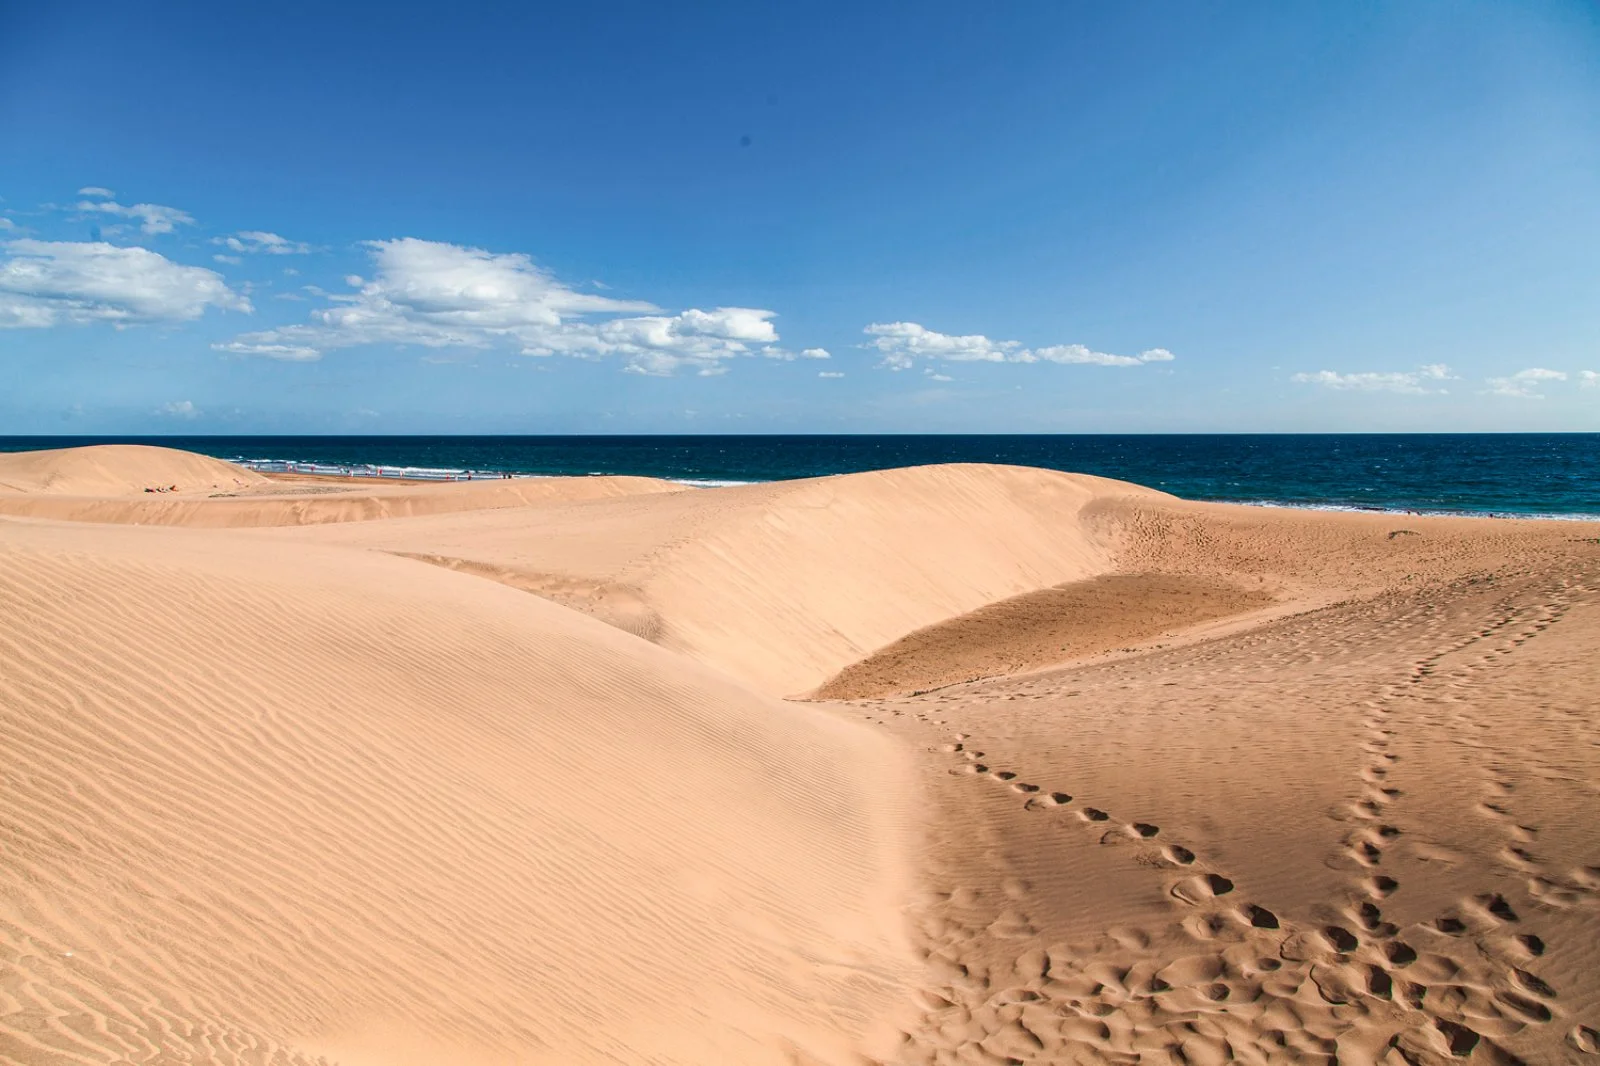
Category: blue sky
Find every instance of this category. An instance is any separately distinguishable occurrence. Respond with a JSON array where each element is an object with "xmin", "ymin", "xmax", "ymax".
[{"xmin": 2, "ymin": 0, "xmax": 1597, "ymax": 433}]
